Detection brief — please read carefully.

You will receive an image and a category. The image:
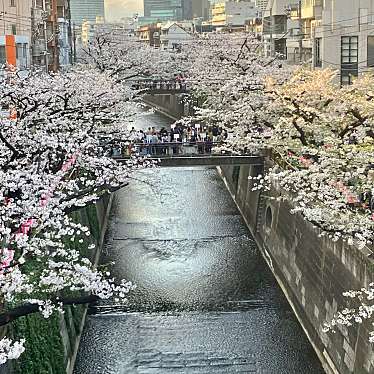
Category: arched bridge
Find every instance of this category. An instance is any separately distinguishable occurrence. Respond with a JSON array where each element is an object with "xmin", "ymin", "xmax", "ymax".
[{"xmin": 111, "ymin": 142, "xmax": 264, "ymax": 167}]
